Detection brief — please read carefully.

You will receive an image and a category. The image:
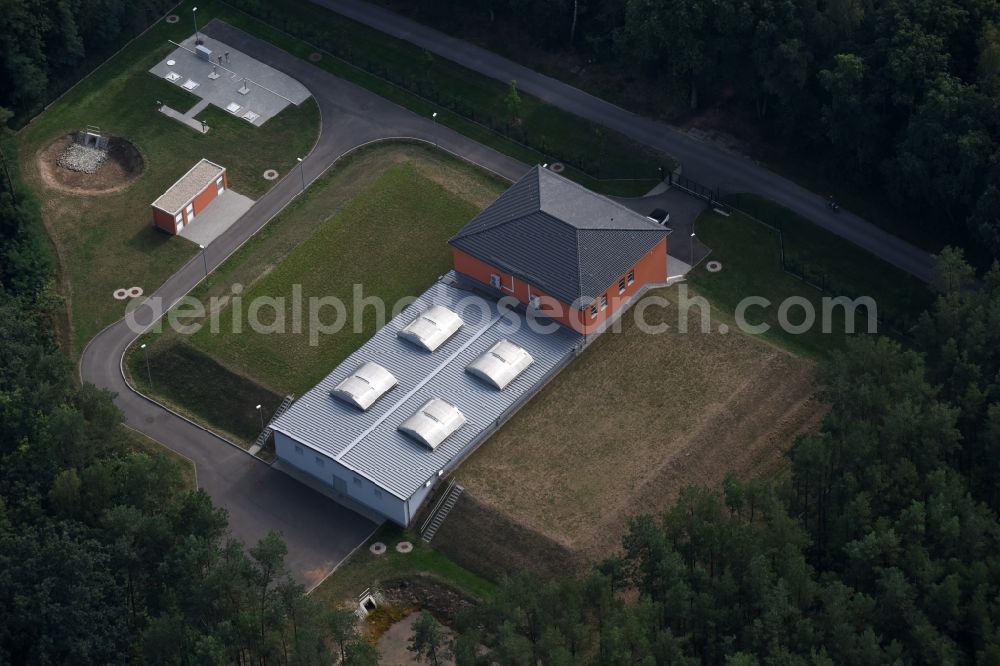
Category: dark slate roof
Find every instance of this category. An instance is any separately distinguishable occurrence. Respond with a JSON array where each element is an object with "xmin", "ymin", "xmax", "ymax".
[{"xmin": 449, "ymin": 166, "xmax": 669, "ymax": 306}]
